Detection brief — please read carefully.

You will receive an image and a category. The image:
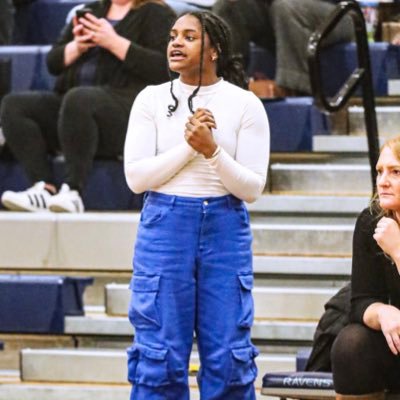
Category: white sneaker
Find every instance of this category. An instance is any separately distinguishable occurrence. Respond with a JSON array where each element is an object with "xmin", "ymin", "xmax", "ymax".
[
  {"xmin": 1, "ymin": 181, "xmax": 53, "ymax": 212},
  {"xmin": 48, "ymin": 183, "xmax": 84, "ymax": 213}
]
